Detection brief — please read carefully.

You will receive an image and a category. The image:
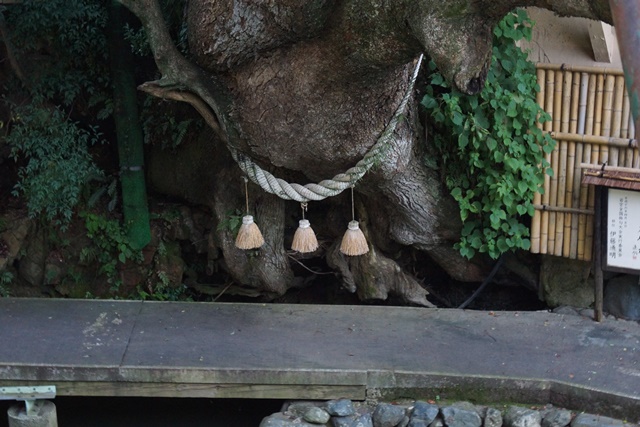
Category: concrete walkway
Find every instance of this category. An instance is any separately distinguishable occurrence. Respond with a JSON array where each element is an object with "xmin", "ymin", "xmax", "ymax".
[{"xmin": 0, "ymin": 298, "xmax": 639, "ymax": 419}]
